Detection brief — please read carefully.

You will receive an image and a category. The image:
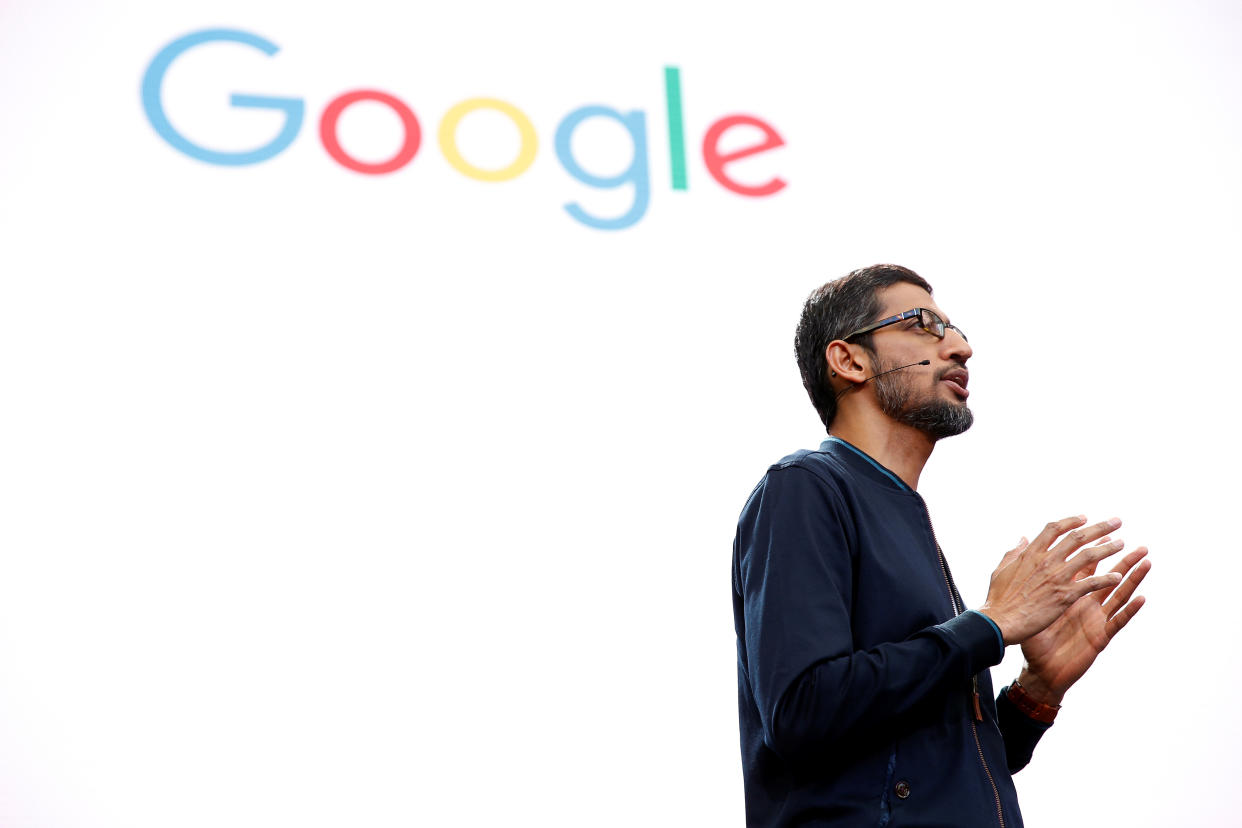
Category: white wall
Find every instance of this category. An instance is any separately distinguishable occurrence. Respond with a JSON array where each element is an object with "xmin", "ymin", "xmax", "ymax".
[{"xmin": 1, "ymin": 1, "xmax": 1238, "ymax": 825}]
